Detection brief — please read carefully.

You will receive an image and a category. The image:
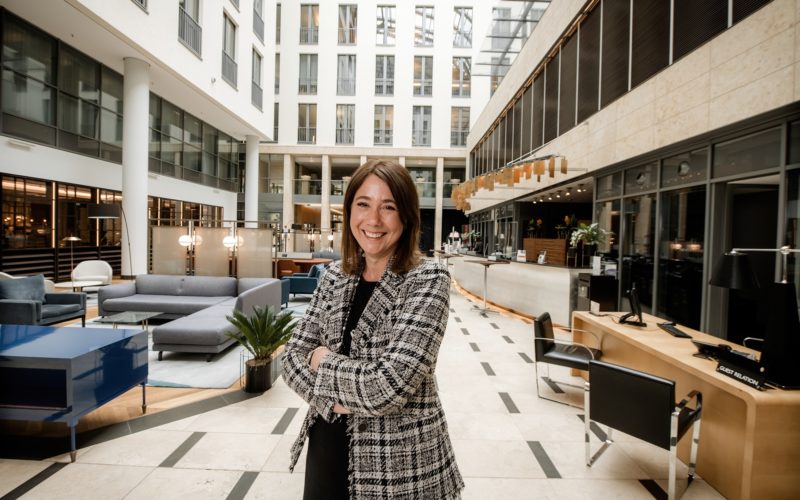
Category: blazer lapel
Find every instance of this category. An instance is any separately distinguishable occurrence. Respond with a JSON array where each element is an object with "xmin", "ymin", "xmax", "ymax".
[
  {"xmin": 327, "ymin": 268, "xmax": 359, "ymax": 352},
  {"xmin": 350, "ymin": 265, "xmax": 404, "ymax": 350}
]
